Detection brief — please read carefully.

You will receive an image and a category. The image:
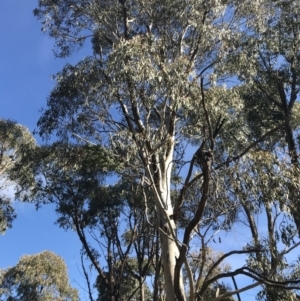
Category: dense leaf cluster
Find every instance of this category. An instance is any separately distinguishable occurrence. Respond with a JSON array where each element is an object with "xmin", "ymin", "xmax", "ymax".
[
  {"xmin": 0, "ymin": 251, "xmax": 78, "ymax": 301},
  {"xmin": 2, "ymin": 0, "xmax": 300, "ymax": 300}
]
